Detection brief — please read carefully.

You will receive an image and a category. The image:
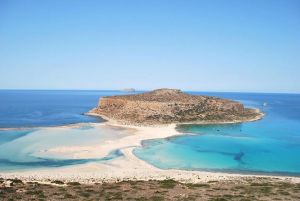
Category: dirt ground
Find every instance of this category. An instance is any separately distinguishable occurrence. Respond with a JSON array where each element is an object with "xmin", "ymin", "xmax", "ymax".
[{"xmin": 1, "ymin": 177, "xmax": 300, "ymax": 201}]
